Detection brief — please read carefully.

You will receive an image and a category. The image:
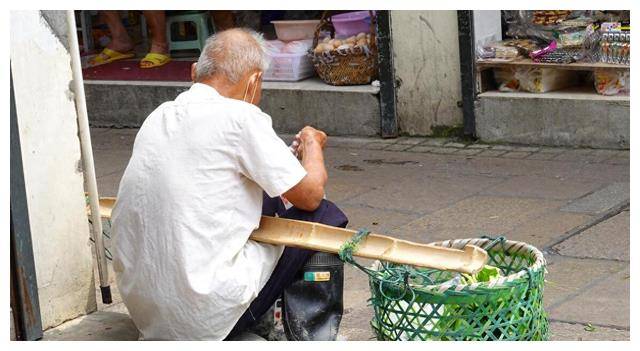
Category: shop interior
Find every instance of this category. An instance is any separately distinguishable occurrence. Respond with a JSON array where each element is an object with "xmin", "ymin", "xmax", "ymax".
[{"xmin": 475, "ymin": 10, "xmax": 630, "ymax": 97}]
